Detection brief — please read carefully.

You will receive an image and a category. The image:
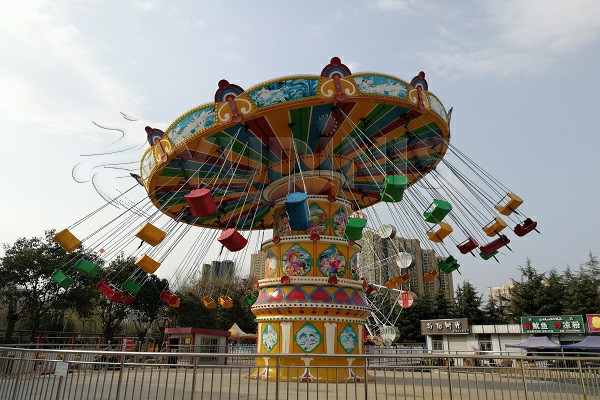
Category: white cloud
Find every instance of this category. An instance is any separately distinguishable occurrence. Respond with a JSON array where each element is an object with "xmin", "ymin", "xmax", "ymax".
[
  {"xmin": 418, "ymin": 0, "xmax": 600, "ymax": 77},
  {"xmin": 375, "ymin": 0, "xmax": 417, "ymax": 11},
  {"xmin": 0, "ymin": 0, "xmax": 141, "ymax": 134}
]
